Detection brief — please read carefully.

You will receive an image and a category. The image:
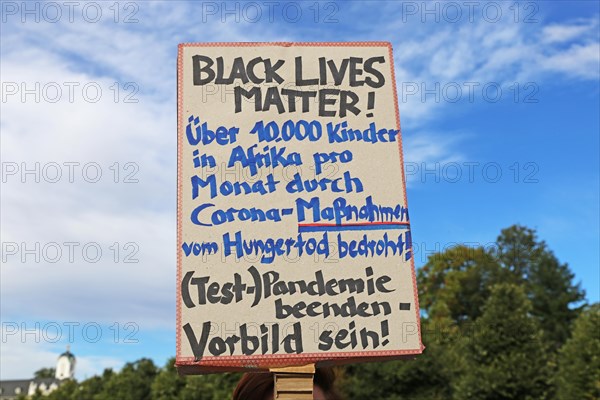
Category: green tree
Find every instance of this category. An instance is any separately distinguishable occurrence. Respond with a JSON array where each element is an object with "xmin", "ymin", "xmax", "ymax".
[
  {"xmin": 496, "ymin": 225, "xmax": 585, "ymax": 347},
  {"xmin": 418, "ymin": 245, "xmax": 502, "ymax": 324},
  {"xmin": 341, "ymin": 316, "xmax": 464, "ymax": 399},
  {"xmin": 96, "ymin": 358, "xmax": 157, "ymax": 400},
  {"xmin": 150, "ymin": 357, "xmax": 186, "ymax": 400},
  {"xmin": 454, "ymin": 283, "xmax": 551, "ymax": 399},
  {"xmin": 45, "ymin": 379, "xmax": 78, "ymax": 400},
  {"xmin": 555, "ymin": 303, "xmax": 600, "ymax": 399},
  {"xmin": 150, "ymin": 357, "xmax": 241, "ymax": 400},
  {"xmin": 33, "ymin": 367, "xmax": 55, "ymax": 379},
  {"xmin": 341, "ymin": 225, "xmax": 586, "ymax": 398},
  {"xmin": 74, "ymin": 369, "xmax": 114, "ymax": 400},
  {"xmin": 496, "ymin": 225, "xmax": 542, "ymax": 278},
  {"xmin": 179, "ymin": 373, "xmax": 242, "ymax": 400}
]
